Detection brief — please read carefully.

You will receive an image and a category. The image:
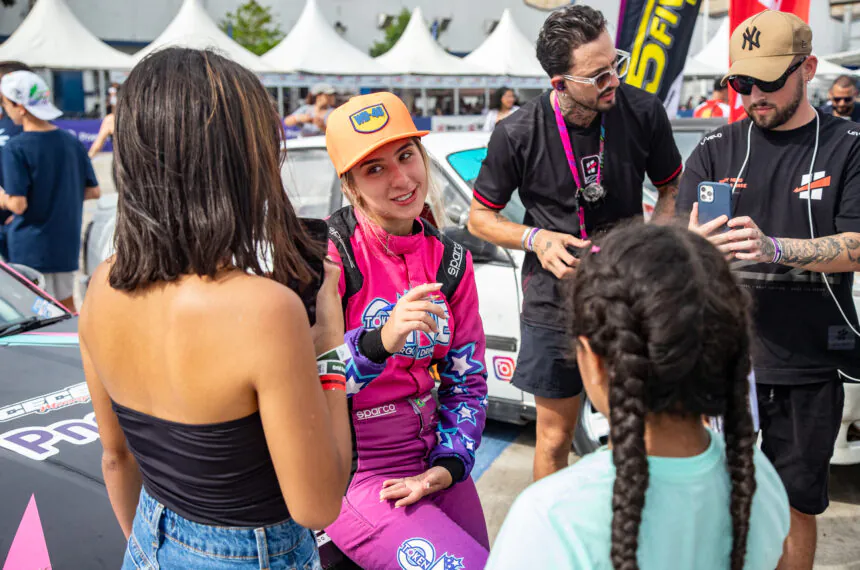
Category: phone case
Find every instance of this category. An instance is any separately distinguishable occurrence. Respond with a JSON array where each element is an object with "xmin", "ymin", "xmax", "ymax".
[{"xmin": 697, "ymin": 182, "xmax": 732, "ymax": 228}]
